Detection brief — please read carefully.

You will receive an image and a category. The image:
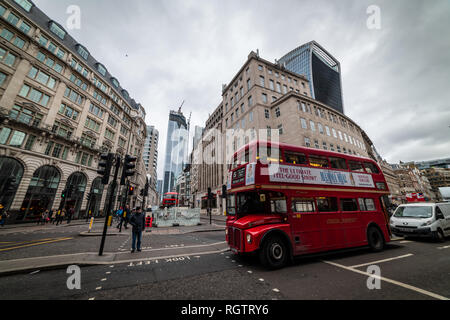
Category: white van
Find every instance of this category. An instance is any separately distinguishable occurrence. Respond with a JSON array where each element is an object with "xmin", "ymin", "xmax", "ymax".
[{"xmin": 389, "ymin": 202, "xmax": 450, "ymax": 242}]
